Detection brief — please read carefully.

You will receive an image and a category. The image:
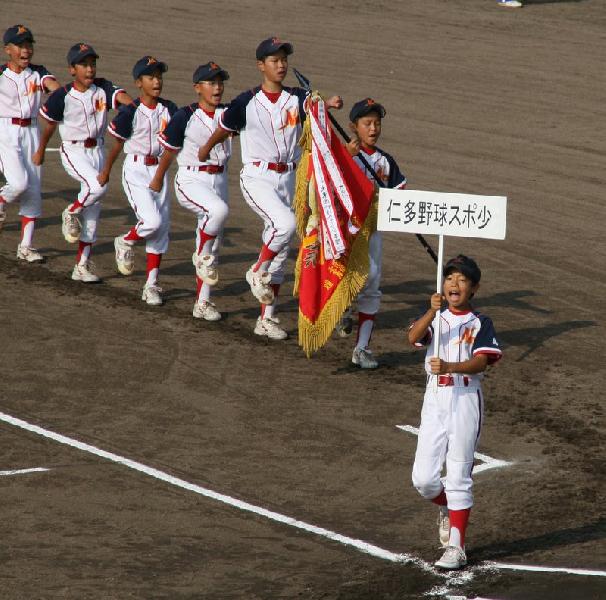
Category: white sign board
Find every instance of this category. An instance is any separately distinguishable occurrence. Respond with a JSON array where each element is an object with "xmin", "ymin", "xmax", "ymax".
[{"xmin": 378, "ymin": 189, "xmax": 507, "ymax": 240}]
